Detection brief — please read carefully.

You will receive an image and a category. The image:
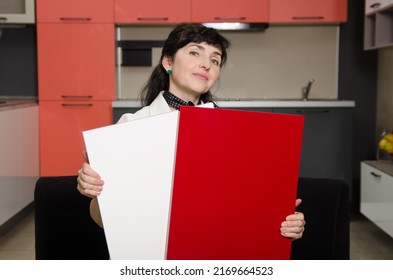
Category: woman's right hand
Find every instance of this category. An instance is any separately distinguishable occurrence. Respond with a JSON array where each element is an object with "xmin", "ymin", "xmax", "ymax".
[{"xmin": 77, "ymin": 162, "xmax": 104, "ymax": 198}]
